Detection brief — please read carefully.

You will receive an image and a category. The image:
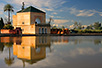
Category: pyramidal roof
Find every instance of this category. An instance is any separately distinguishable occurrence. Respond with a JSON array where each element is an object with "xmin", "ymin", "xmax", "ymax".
[{"xmin": 17, "ymin": 6, "xmax": 45, "ymax": 13}]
